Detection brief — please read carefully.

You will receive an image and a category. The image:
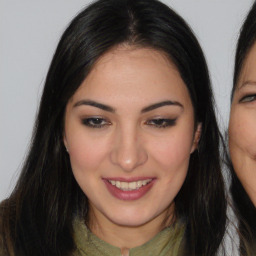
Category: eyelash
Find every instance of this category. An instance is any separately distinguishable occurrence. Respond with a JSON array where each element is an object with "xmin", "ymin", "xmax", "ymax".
[
  {"xmin": 239, "ymin": 94, "xmax": 256, "ymax": 103},
  {"xmin": 146, "ymin": 118, "xmax": 177, "ymax": 128},
  {"xmin": 81, "ymin": 117, "xmax": 111, "ymax": 128},
  {"xmin": 81, "ymin": 117, "xmax": 177, "ymax": 129}
]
